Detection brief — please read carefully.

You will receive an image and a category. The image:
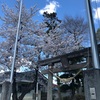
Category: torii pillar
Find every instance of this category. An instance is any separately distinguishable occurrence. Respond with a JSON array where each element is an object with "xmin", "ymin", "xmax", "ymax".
[{"xmin": 47, "ymin": 64, "xmax": 53, "ymax": 100}]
